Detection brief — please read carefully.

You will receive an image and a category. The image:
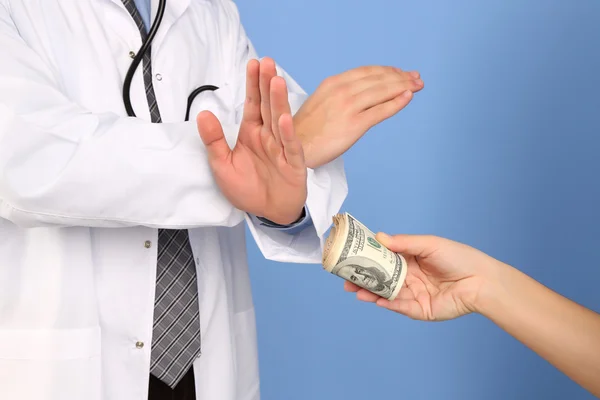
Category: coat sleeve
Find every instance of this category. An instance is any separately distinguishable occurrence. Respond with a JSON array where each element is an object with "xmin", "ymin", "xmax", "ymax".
[
  {"xmin": 220, "ymin": 0, "xmax": 348, "ymax": 264},
  {"xmin": 0, "ymin": 3, "xmax": 246, "ymax": 229}
]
